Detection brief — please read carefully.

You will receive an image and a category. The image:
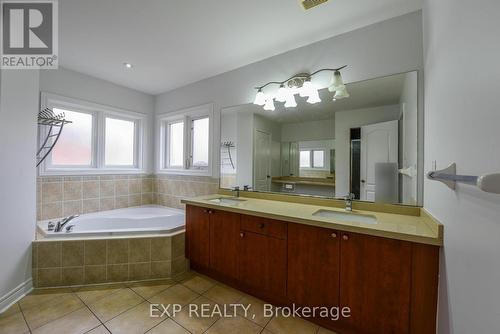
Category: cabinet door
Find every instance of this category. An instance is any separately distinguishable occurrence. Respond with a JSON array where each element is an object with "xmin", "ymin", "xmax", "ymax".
[
  {"xmin": 209, "ymin": 210, "xmax": 240, "ymax": 280},
  {"xmin": 339, "ymin": 232, "xmax": 412, "ymax": 334},
  {"xmin": 185, "ymin": 205, "xmax": 210, "ymax": 268},
  {"xmin": 287, "ymin": 223, "xmax": 340, "ymax": 308},
  {"xmin": 239, "ymin": 231, "xmax": 287, "ymax": 297}
]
